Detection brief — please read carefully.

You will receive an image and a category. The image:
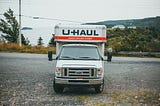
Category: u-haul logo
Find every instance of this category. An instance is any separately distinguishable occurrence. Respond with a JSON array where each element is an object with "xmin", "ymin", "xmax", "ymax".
[
  {"xmin": 54, "ymin": 26, "xmax": 106, "ymax": 42},
  {"xmin": 62, "ymin": 29, "xmax": 99, "ymax": 36}
]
